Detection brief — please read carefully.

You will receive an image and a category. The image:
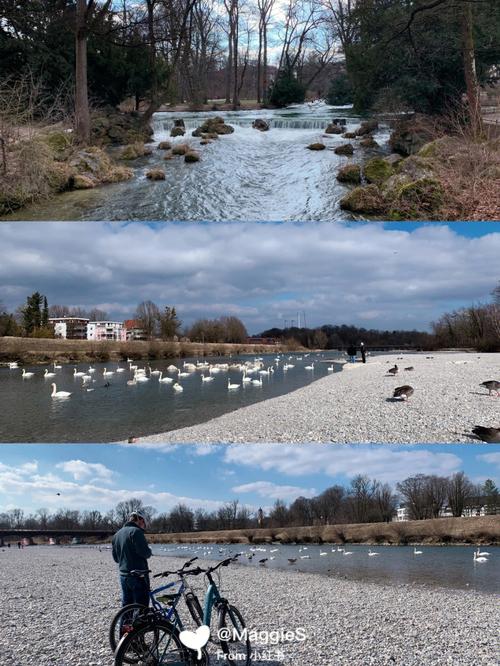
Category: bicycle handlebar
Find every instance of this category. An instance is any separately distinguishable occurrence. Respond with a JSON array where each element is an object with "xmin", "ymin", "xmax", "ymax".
[
  {"xmin": 153, "ymin": 556, "xmax": 199, "ymax": 578},
  {"xmin": 152, "ymin": 554, "xmax": 239, "ymax": 579}
]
